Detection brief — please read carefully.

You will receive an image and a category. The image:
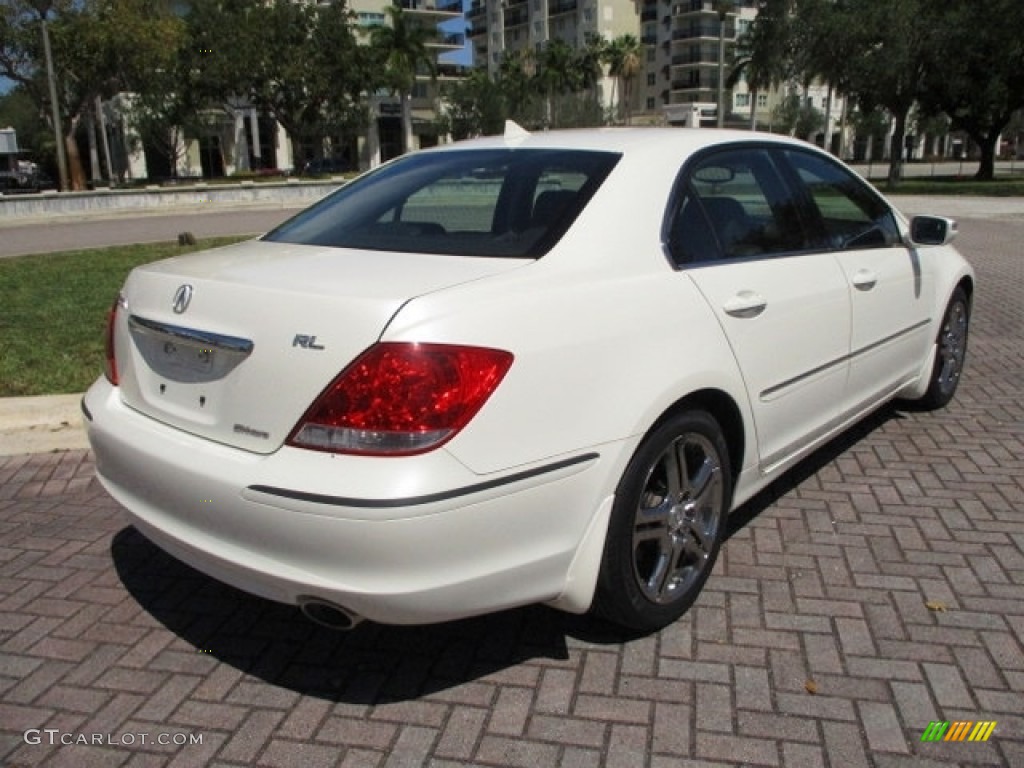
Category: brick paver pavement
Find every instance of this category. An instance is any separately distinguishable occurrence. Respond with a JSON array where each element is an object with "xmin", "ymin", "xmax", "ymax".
[{"xmin": 1, "ymin": 219, "xmax": 1022, "ymax": 767}]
